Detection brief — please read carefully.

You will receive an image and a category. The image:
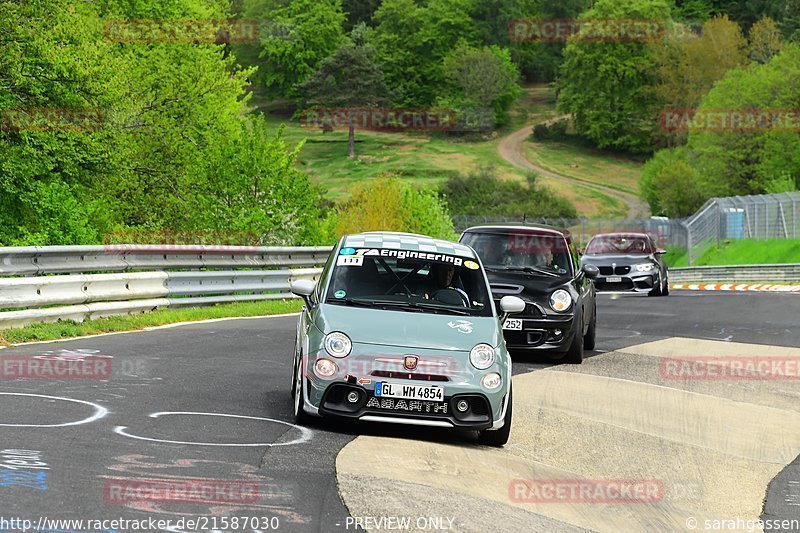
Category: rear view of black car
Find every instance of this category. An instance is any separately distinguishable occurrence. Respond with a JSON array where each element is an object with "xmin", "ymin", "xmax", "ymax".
[
  {"xmin": 460, "ymin": 226, "xmax": 599, "ymax": 364},
  {"xmin": 580, "ymin": 232, "xmax": 669, "ymax": 296}
]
